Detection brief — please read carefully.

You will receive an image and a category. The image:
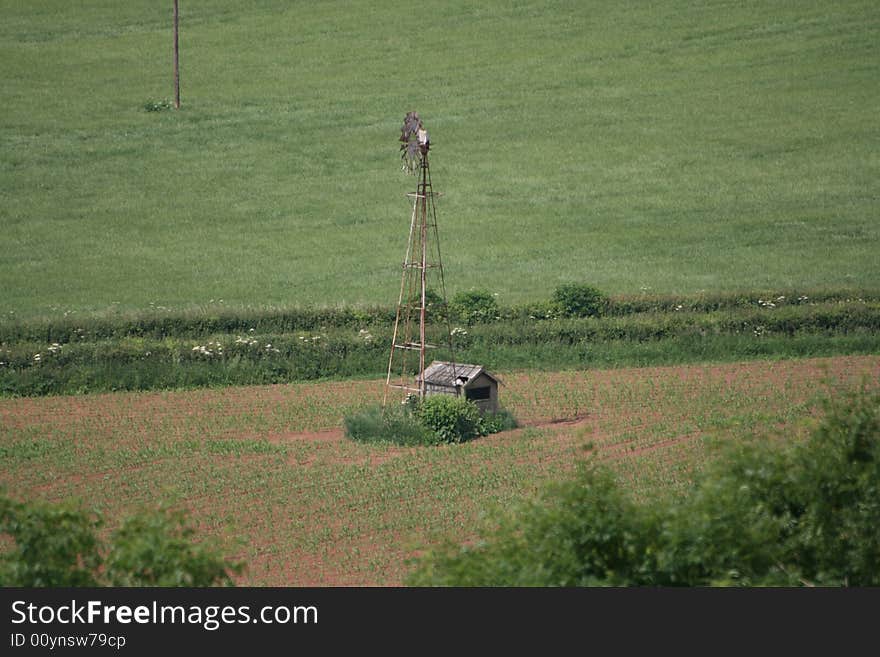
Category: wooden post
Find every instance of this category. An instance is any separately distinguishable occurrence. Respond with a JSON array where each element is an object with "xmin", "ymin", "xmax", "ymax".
[{"xmin": 173, "ymin": 0, "xmax": 180, "ymax": 109}]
